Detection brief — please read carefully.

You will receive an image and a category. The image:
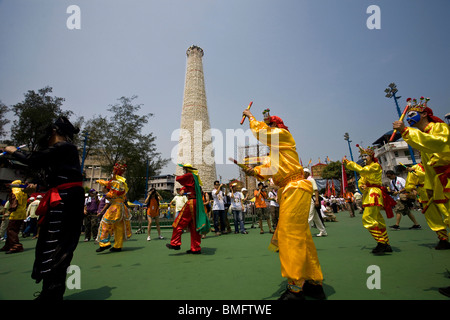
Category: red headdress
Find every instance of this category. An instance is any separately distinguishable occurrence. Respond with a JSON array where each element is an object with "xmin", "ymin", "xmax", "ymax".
[
  {"xmin": 262, "ymin": 109, "xmax": 289, "ymax": 131},
  {"xmin": 408, "ymin": 97, "xmax": 444, "ymax": 123},
  {"xmin": 113, "ymin": 162, "xmax": 127, "ymax": 176},
  {"xmin": 269, "ymin": 116, "xmax": 289, "ymax": 131}
]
